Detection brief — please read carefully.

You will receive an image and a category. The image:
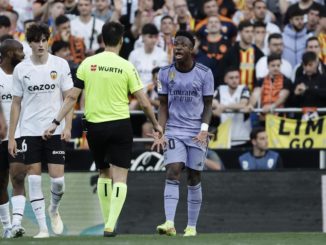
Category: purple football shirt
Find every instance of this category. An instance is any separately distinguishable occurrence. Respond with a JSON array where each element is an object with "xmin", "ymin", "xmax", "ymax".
[{"xmin": 158, "ymin": 62, "xmax": 214, "ymax": 136}]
